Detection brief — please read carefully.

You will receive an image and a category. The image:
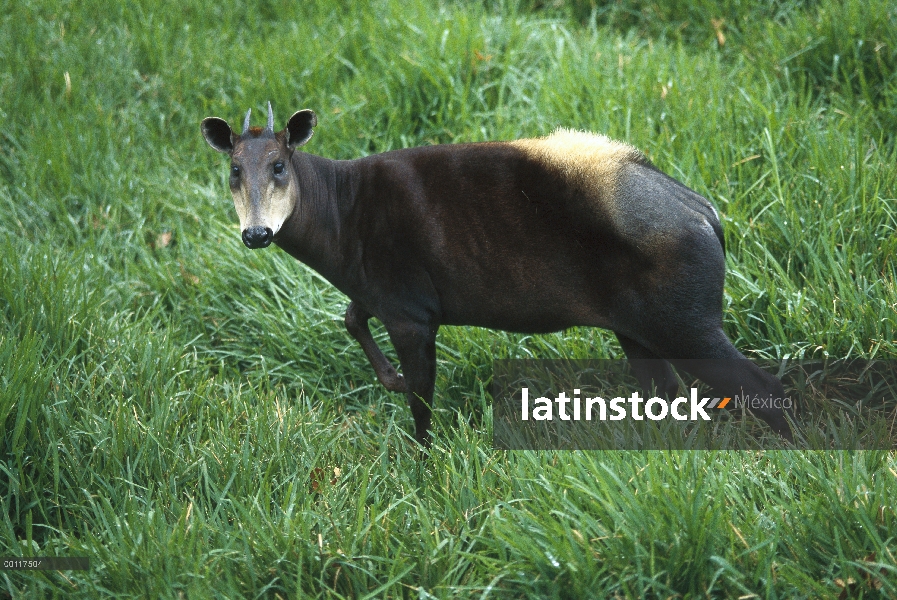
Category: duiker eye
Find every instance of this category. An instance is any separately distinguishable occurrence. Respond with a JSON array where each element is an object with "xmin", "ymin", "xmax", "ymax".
[
  {"xmin": 273, "ymin": 162, "xmax": 285, "ymax": 175},
  {"xmin": 231, "ymin": 165, "xmax": 241, "ymax": 177}
]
